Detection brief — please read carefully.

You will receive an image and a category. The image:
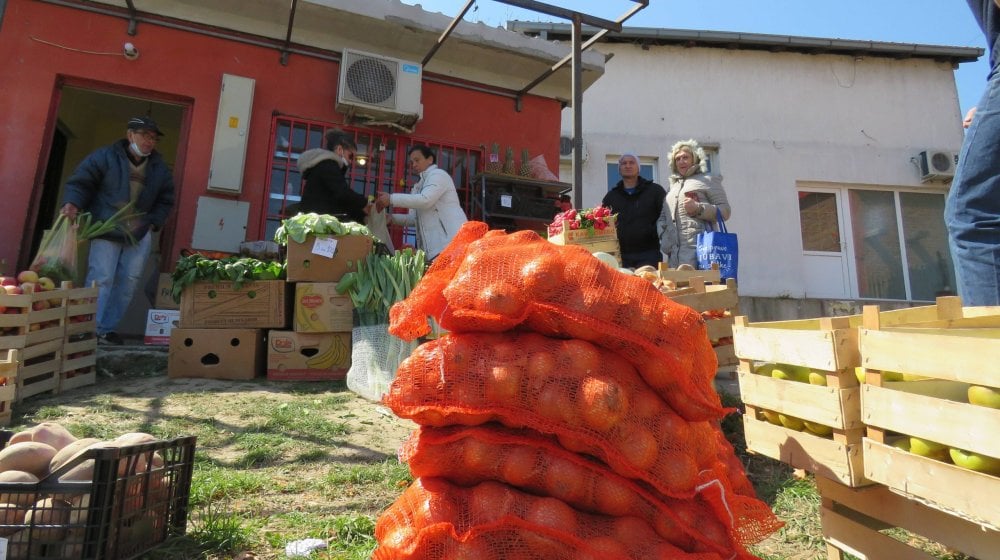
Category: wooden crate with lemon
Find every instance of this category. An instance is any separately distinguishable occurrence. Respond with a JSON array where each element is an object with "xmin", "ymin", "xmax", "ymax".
[
  {"xmin": 858, "ymin": 307, "xmax": 1000, "ymax": 534},
  {"xmin": 732, "ymin": 296, "xmax": 971, "ymax": 487}
]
